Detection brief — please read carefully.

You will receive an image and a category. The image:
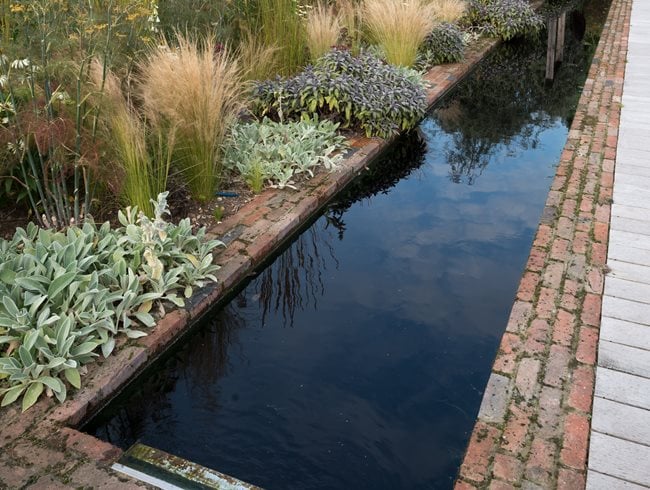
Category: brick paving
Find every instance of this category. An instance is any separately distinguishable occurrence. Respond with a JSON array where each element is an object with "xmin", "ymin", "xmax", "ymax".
[
  {"xmin": 0, "ymin": 39, "xmax": 499, "ymax": 489},
  {"xmin": 454, "ymin": 0, "xmax": 632, "ymax": 488}
]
